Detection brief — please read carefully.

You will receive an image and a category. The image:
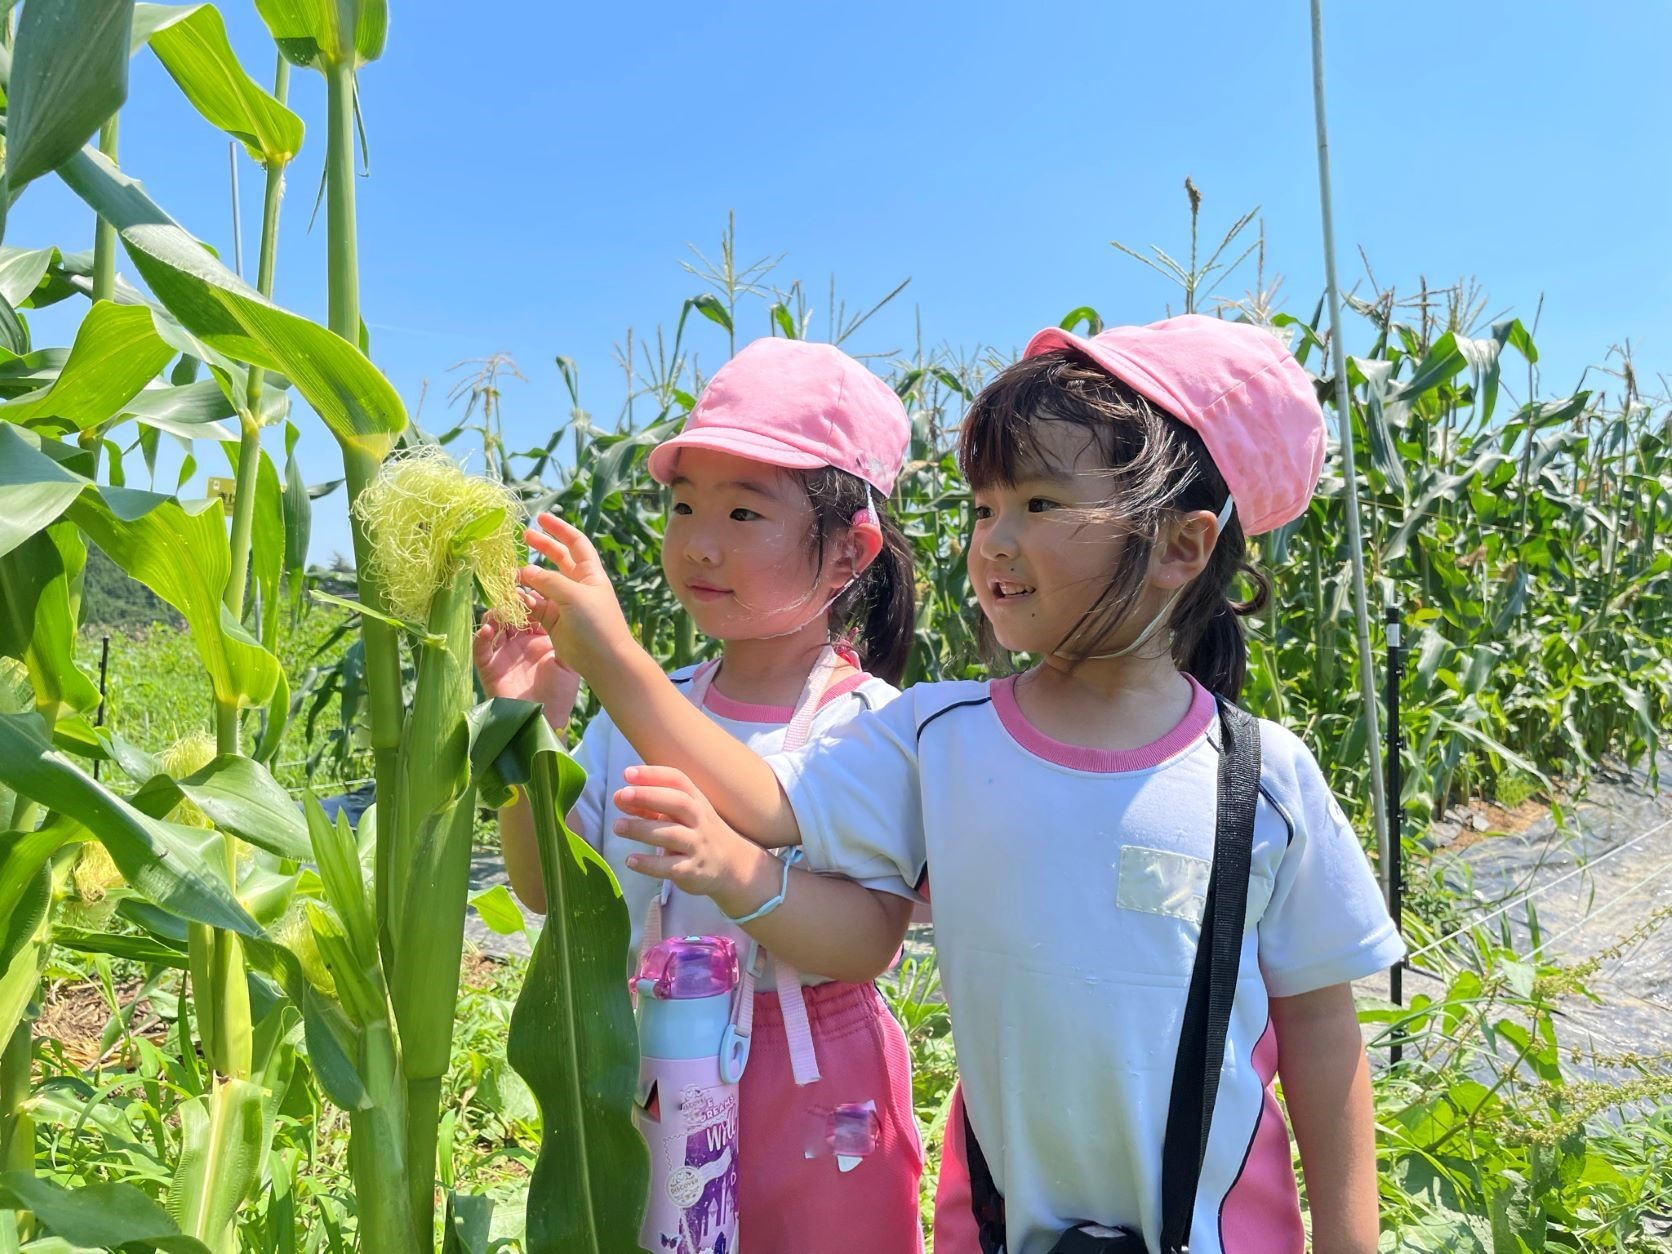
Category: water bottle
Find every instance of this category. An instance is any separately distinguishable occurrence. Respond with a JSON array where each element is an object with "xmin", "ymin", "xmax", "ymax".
[{"xmin": 635, "ymin": 935, "xmax": 747, "ymax": 1254}]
